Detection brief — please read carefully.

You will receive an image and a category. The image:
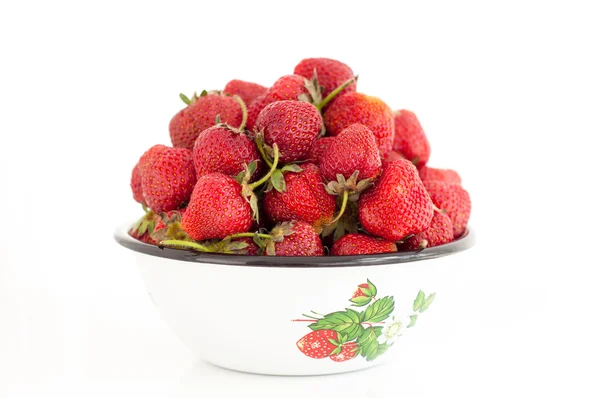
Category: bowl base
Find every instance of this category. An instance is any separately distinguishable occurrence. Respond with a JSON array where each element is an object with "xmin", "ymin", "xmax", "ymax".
[{"xmin": 203, "ymin": 359, "xmax": 383, "ymax": 377}]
